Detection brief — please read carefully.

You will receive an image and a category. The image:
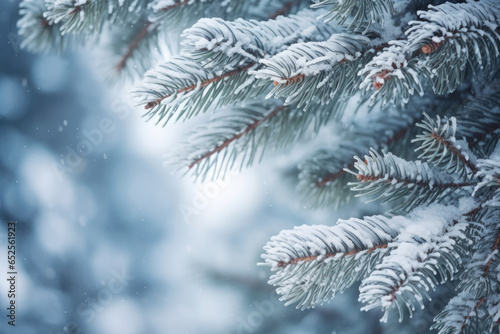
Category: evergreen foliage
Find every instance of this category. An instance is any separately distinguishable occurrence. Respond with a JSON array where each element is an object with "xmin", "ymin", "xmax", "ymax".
[{"xmin": 17, "ymin": 0, "xmax": 500, "ymax": 332}]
